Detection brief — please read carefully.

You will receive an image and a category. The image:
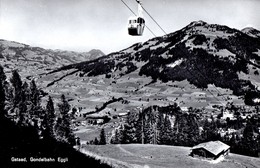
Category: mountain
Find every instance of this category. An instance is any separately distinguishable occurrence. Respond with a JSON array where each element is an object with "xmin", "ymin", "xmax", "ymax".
[
  {"xmin": 38, "ymin": 20, "xmax": 260, "ymax": 111},
  {"xmin": 242, "ymin": 27, "xmax": 260, "ymax": 38},
  {"xmin": 0, "ymin": 39, "xmax": 104, "ymax": 78}
]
